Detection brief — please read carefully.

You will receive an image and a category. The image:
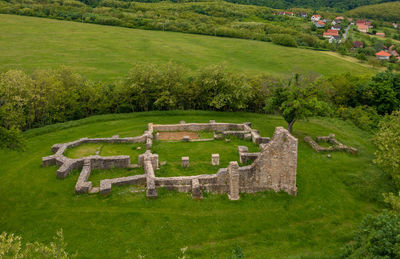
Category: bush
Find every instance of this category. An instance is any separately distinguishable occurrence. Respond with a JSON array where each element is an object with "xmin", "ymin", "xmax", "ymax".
[
  {"xmin": 374, "ymin": 111, "xmax": 400, "ymax": 186},
  {"xmin": 0, "ymin": 229, "xmax": 76, "ymax": 258},
  {"xmin": 337, "ymin": 106, "xmax": 381, "ymax": 132},
  {"xmin": 270, "ymin": 34, "xmax": 297, "ymax": 47},
  {"xmin": 341, "ymin": 211, "xmax": 400, "ymax": 258}
]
